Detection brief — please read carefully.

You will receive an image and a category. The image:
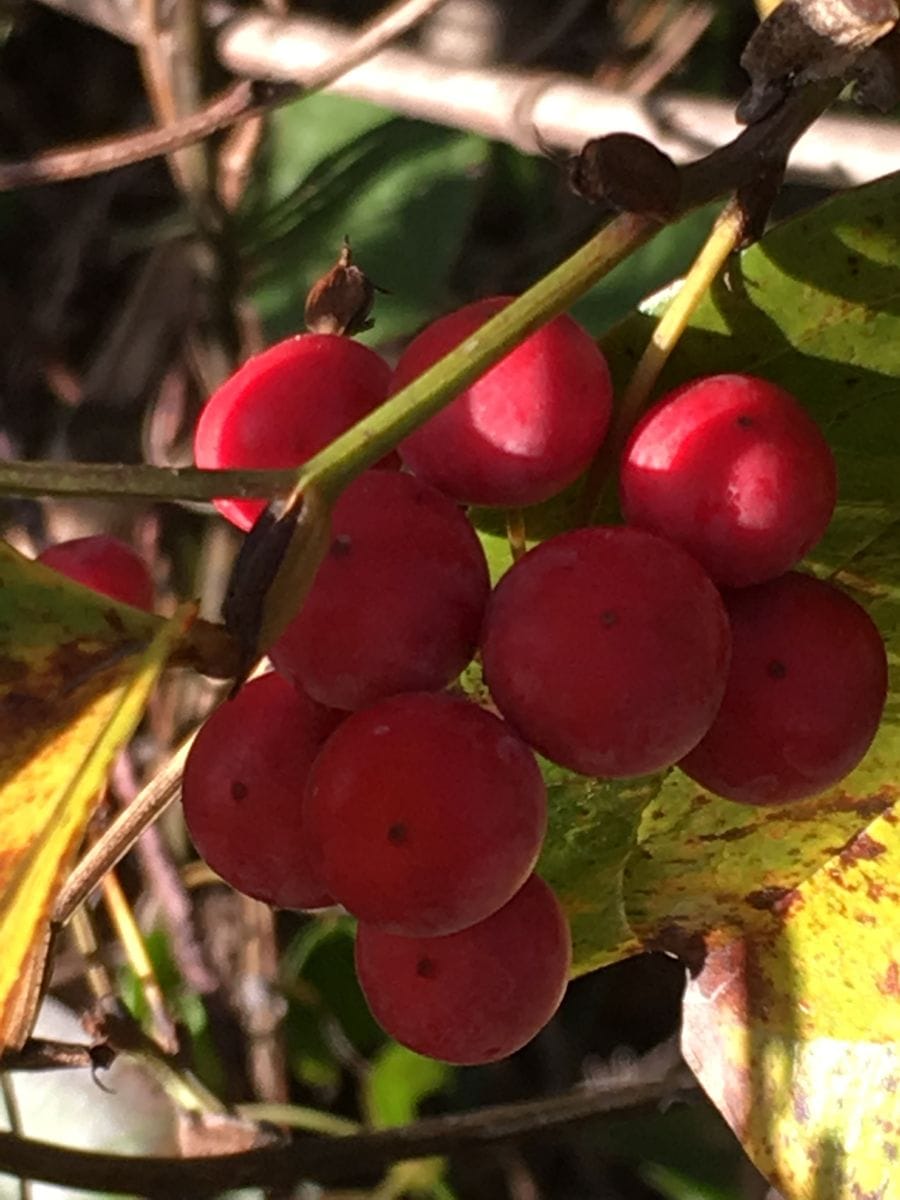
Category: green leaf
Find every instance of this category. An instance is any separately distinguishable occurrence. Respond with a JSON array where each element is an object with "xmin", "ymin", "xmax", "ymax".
[
  {"xmin": 537, "ymin": 759, "xmax": 657, "ymax": 973},
  {"xmin": 281, "ymin": 918, "xmax": 383, "ymax": 1089},
  {"xmin": 610, "ymin": 1104, "xmax": 748, "ymax": 1200},
  {"xmin": 239, "ymin": 94, "xmax": 489, "ymax": 345},
  {"xmin": 364, "ymin": 1043, "xmax": 452, "ymax": 1200},
  {"xmin": 365, "ymin": 1042, "xmax": 450, "ymax": 1129},
  {"xmin": 573, "ymin": 204, "xmax": 720, "ymax": 335}
]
